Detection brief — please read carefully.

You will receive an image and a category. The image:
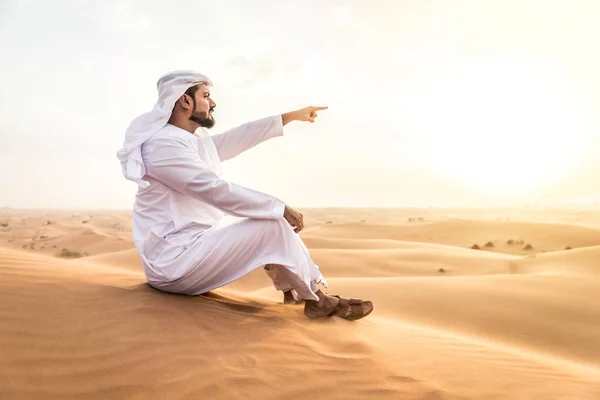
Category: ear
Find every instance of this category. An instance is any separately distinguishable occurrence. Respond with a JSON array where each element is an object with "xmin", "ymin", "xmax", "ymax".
[{"xmin": 178, "ymin": 94, "xmax": 193, "ymax": 110}]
